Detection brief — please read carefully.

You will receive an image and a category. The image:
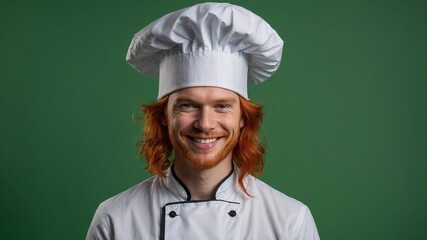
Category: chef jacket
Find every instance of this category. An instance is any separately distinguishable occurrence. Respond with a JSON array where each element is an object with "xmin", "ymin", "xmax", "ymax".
[{"xmin": 86, "ymin": 166, "xmax": 320, "ymax": 240}]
